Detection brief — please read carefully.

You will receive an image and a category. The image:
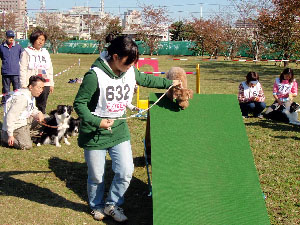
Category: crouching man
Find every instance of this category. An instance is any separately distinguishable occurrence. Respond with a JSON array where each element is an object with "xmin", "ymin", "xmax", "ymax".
[{"xmin": 1, "ymin": 76, "xmax": 45, "ymax": 149}]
